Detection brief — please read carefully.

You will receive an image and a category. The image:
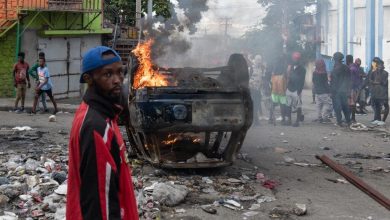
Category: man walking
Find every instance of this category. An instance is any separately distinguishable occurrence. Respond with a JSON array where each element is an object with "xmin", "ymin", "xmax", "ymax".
[
  {"xmin": 286, "ymin": 52, "xmax": 306, "ymax": 127},
  {"xmin": 330, "ymin": 52, "xmax": 351, "ymax": 127},
  {"xmin": 28, "ymin": 52, "xmax": 48, "ymax": 113},
  {"xmin": 31, "ymin": 57, "xmax": 58, "ymax": 114},
  {"xmin": 13, "ymin": 52, "xmax": 30, "ymax": 113},
  {"xmin": 66, "ymin": 46, "xmax": 138, "ymax": 220},
  {"xmin": 369, "ymin": 58, "xmax": 388, "ymax": 125}
]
